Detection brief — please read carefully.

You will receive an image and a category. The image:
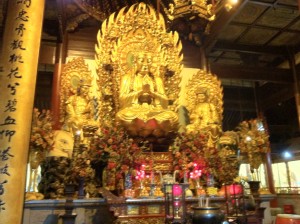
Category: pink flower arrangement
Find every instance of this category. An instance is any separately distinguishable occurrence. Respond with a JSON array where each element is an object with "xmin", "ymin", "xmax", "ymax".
[
  {"xmin": 90, "ymin": 126, "xmax": 146, "ymax": 188},
  {"xmin": 170, "ymin": 131, "xmax": 220, "ymax": 182}
]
